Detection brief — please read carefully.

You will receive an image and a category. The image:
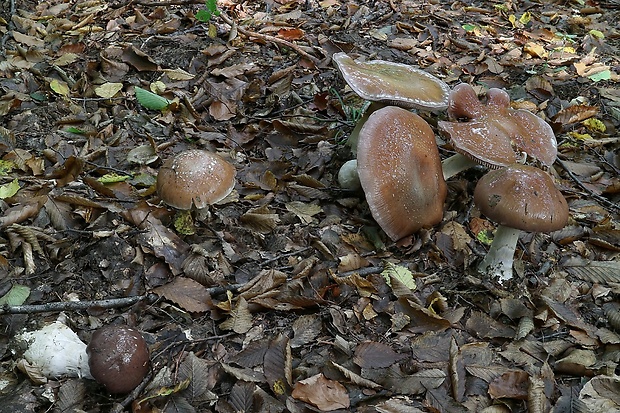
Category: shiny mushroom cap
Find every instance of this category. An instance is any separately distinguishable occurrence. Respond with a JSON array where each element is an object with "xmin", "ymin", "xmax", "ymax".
[
  {"xmin": 474, "ymin": 164, "xmax": 568, "ymax": 232},
  {"xmin": 333, "ymin": 52, "xmax": 450, "ymax": 111},
  {"xmin": 357, "ymin": 106, "xmax": 447, "ymax": 241},
  {"xmin": 157, "ymin": 149, "xmax": 236, "ymax": 210},
  {"xmin": 87, "ymin": 325, "xmax": 150, "ymax": 394},
  {"xmin": 438, "ymin": 84, "xmax": 557, "ymax": 168}
]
